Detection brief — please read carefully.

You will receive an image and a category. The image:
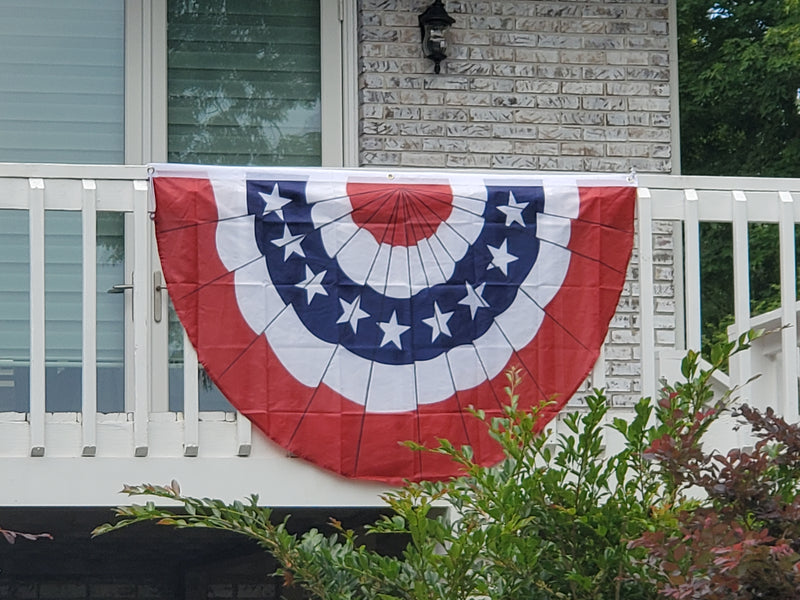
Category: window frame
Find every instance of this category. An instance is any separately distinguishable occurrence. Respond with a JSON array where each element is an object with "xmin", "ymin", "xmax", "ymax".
[{"xmin": 123, "ymin": 0, "xmax": 357, "ymax": 167}]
